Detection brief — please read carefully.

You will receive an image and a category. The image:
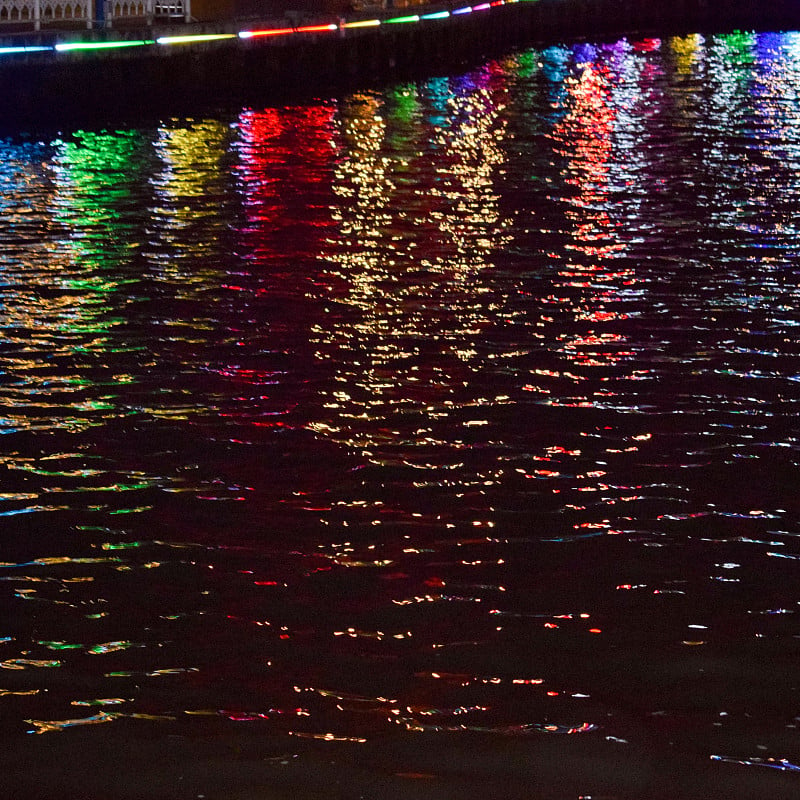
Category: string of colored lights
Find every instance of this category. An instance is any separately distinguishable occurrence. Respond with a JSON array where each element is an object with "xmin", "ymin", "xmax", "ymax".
[
  {"xmin": 0, "ymin": 0, "xmax": 536, "ymax": 58},
  {"xmin": 55, "ymin": 39, "xmax": 154, "ymax": 51}
]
